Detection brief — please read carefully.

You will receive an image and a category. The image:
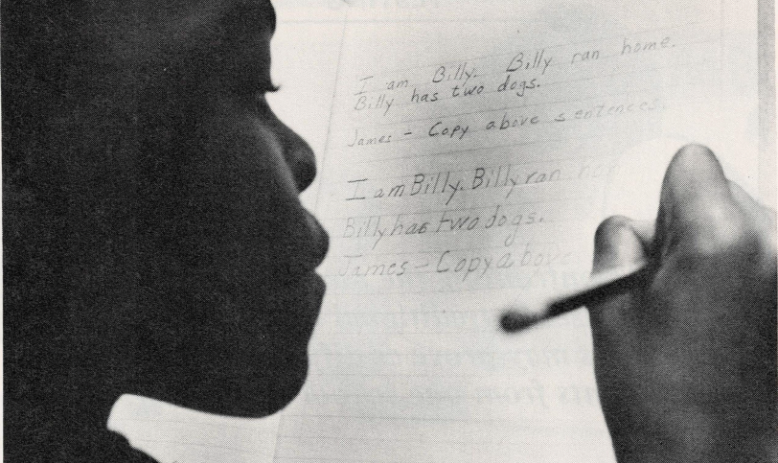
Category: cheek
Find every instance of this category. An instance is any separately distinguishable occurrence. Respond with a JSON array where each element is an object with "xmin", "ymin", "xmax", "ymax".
[
  {"xmin": 137, "ymin": 84, "xmax": 328, "ymax": 290},
  {"xmin": 178, "ymin": 103, "xmax": 319, "ymax": 279}
]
